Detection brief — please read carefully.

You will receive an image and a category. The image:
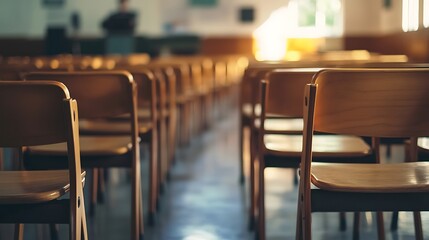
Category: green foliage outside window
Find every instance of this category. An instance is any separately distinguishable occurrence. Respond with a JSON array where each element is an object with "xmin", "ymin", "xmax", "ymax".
[
  {"xmin": 189, "ymin": 0, "xmax": 217, "ymax": 7},
  {"xmin": 297, "ymin": 0, "xmax": 341, "ymax": 28}
]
